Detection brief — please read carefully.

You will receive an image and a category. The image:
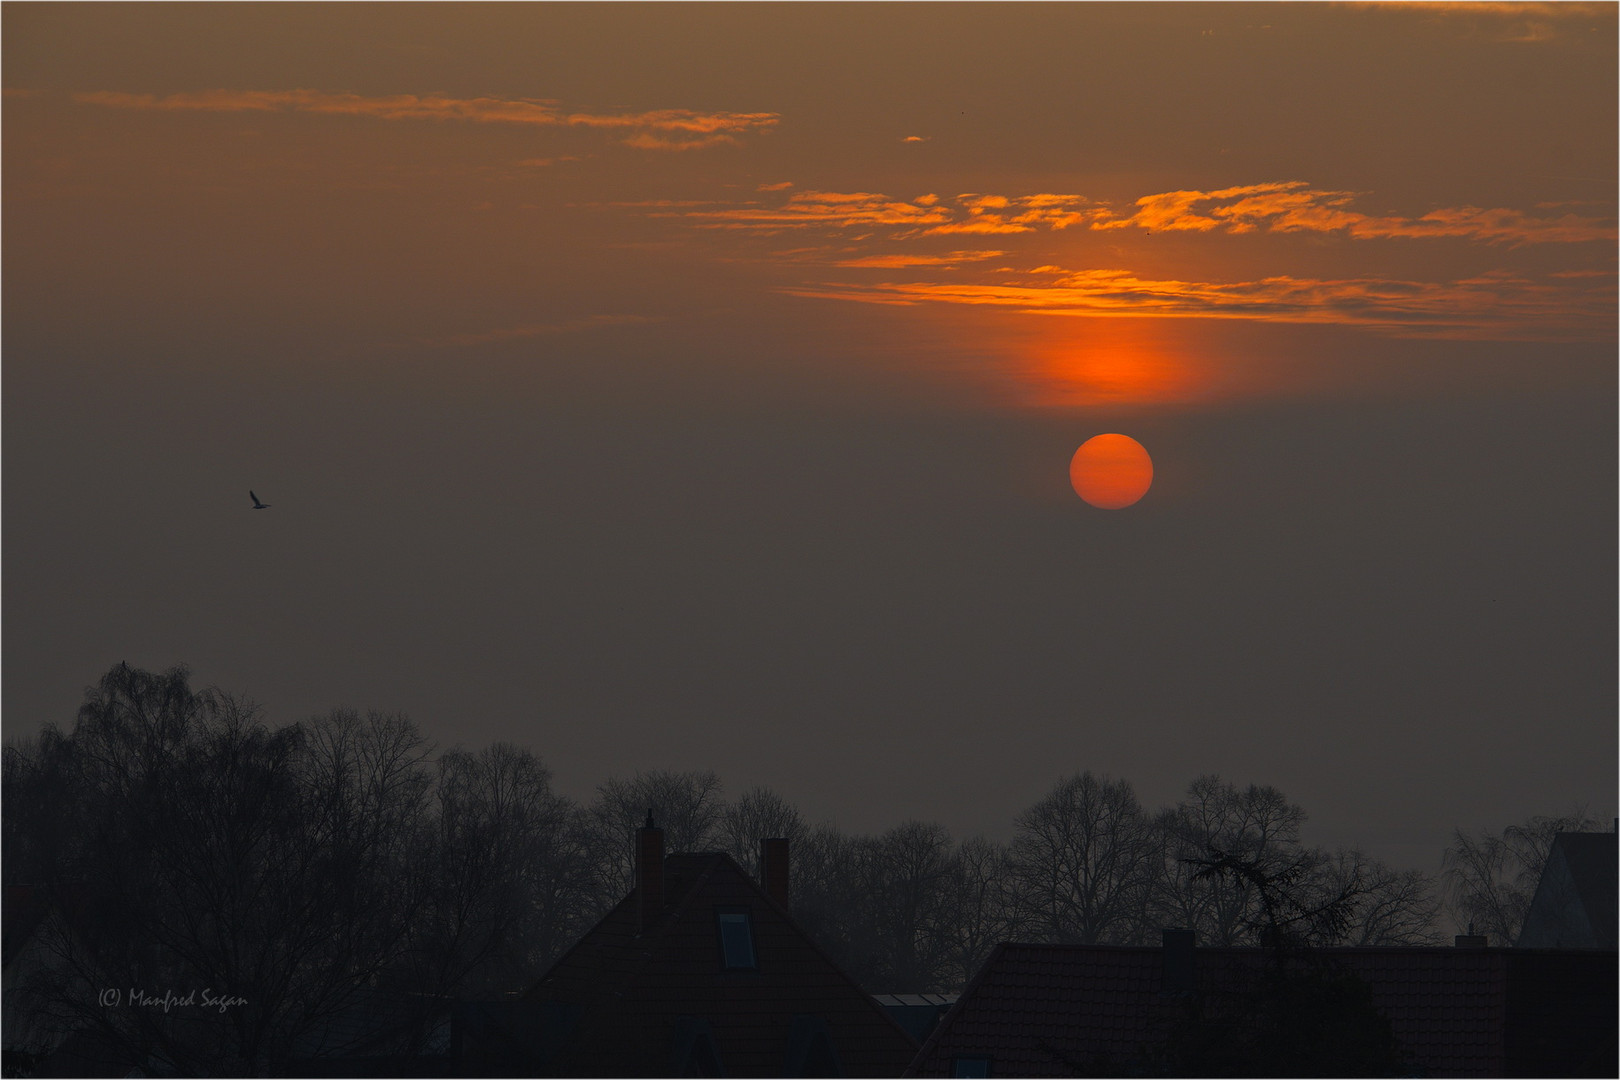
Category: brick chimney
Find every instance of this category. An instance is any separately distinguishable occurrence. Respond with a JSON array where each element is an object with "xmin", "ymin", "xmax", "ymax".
[
  {"xmin": 637, "ymin": 810, "xmax": 664, "ymax": 934},
  {"xmin": 760, "ymin": 837, "xmax": 790, "ymax": 913}
]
